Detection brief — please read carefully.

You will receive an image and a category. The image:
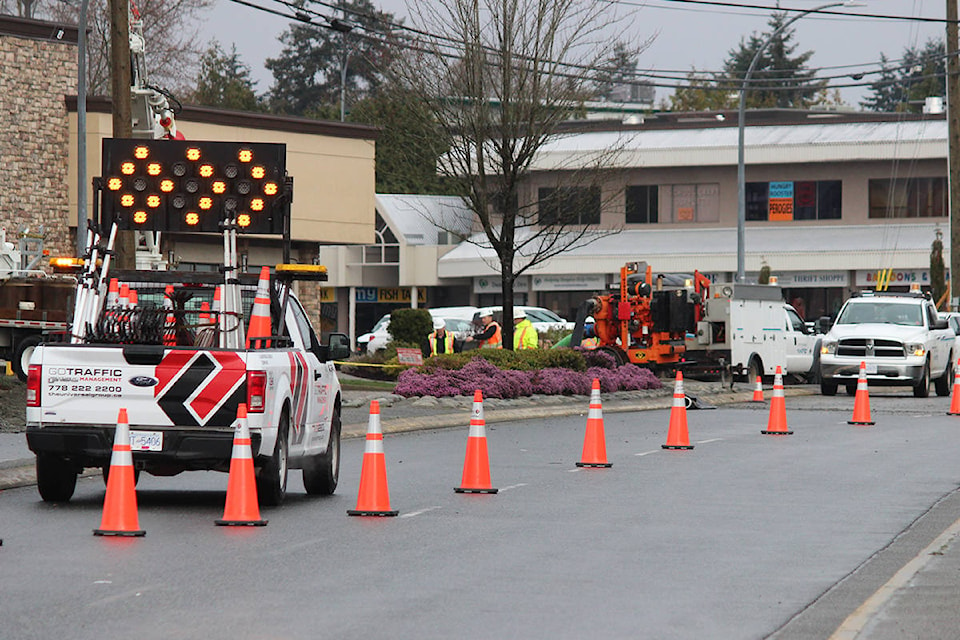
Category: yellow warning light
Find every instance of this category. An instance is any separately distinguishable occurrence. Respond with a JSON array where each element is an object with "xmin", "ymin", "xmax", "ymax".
[
  {"xmin": 237, "ymin": 214, "xmax": 251, "ymax": 227},
  {"xmin": 107, "ymin": 178, "xmax": 123, "ymax": 191},
  {"xmin": 263, "ymin": 182, "xmax": 278, "ymax": 196},
  {"xmin": 251, "ymin": 166, "xmax": 265, "ymax": 179},
  {"xmin": 185, "ymin": 212, "xmax": 200, "ymax": 225},
  {"xmin": 186, "ymin": 147, "xmax": 201, "ymax": 161},
  {"xmin": 199, "ymin": 164, "xmax": 215, "ymax": 178},
  {"xmin": 238, "ymin": 149, "xmax": 253, "ymax": 163},
  {"xmin": 50, "ymin": 256, "xmax": 85, "ymax": 272},
  {"xmin": 198, "ymin": 196, "xmax": 213, "ymax": 210},
  {"xmin": 250, "ymin": 198, "xmax": 265, "ymax": 212},
  {"xmin": 120, "ymin": 194, "xmax": 135, "ymax": 207},
  {"xmin": 134, "ymin": 146, "xmax": 149, "ymax": 159},
  {"xmin": 212, "ymin": 180, "xmax": 226, "ymax": 194},
  {"xmin": 146, "ymin": 195, "xmax": 161, "ymax": 208},
  {"xmin": 133, "ymin": 211, "xmax": 148, "ymax": 224},
  {"xmin": 146, "ymin": 163, "xmax": 162, "ymax": 176},
  {"xmin": 121, "ymin": 162, "xmax": 136, "ymax": 175},
  {"xmin": 160, "ymin": 179, "xmax": 175, "ymax": 193}
]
